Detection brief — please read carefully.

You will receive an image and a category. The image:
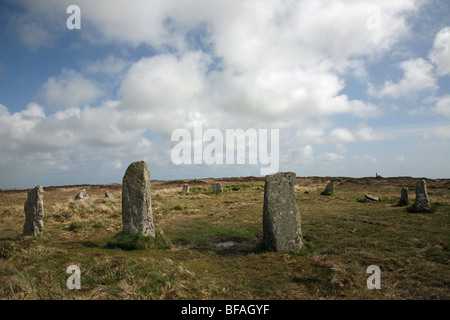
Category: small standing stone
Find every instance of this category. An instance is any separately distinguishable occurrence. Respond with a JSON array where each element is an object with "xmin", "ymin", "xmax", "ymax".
[
  {"xmin": 182, "ymin": 184, "xmax": 189, "ymax": 194},
  {"xmin": 263, "ymin": 172, "xmax": 303, "ymax": 252},
  {"xmin": 76, "ymin": 189, "xmax": 89, "ymax": 200},
  {"xmin": 321, "ymin": 182, "xmax": 335, "ymax": 195},
  {"xmin": 23, "ymin": 185, "xmax": 44, "ymax": 236},
  {"xmin": 214, "ymin": 182, "xmax": 223, "ymax": 194},
  {"xmin": 122, "ymin": 161, "xmax": 155, "ymax": 237},
  {"xmin": 105, "ymin": 191, "xmax": 115, "ymax": 199},
  {"xmin": 398, "ymin": 187, "xmax": 409, "ymax": 206},
  {"xmin": 413, "ymin": 180, "xmax": 430, "ymax": 210}
]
